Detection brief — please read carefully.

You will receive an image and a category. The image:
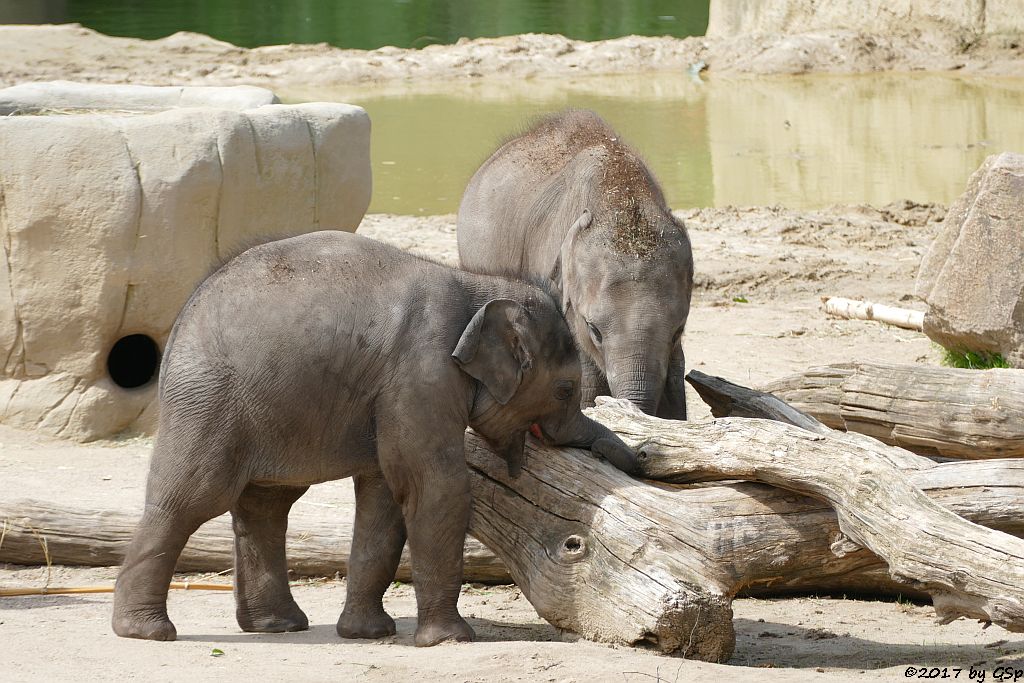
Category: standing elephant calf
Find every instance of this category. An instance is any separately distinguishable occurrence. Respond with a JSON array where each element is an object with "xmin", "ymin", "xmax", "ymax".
[
  {"xmin": 112, "ymin": 231, "xmax": 635, "ymax": 646},
  {"xmin": 458, "ymin": 109, "xmax": 694, "ymax": 419}
]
